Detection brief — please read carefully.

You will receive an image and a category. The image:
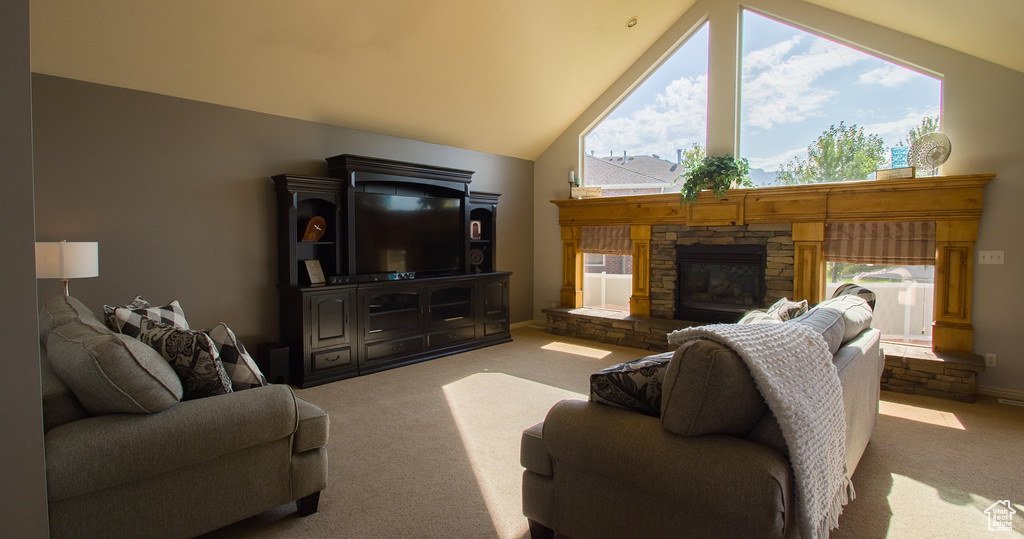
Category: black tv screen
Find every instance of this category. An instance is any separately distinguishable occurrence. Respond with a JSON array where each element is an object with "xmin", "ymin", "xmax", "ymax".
[{"xmin": 354, "ymin": 192, "xmax": 463, "ymax": 275}]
